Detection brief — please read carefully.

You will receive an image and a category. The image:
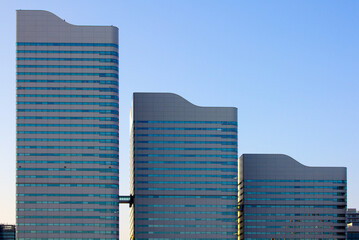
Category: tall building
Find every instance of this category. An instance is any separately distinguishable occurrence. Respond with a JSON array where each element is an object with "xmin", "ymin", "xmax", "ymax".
[
  {"xmin": 348, "ymin": 208, "xmax": 359, "ymax": 226},
  {"xmin": 0, "ymin": 225, "xmax": 16, "ymax": 240},
  {"xmin": 238, "ymin": 154, "xmax": 347, "ymax": 240},
  {"xmin": 16, "ymin": 10, "xmax": 119, "ymax": 239},
  {"xmin": 130, "ymin": 93, "xmax": 238, "ymax": 239}
]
